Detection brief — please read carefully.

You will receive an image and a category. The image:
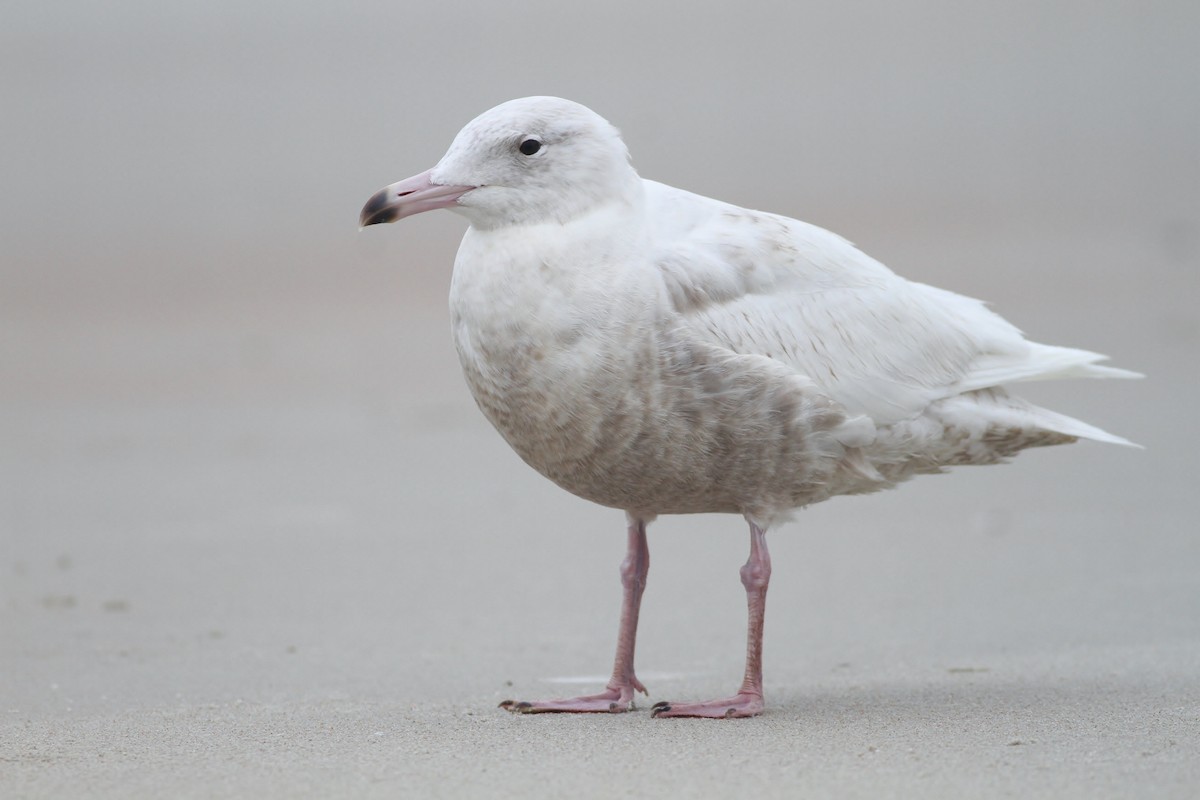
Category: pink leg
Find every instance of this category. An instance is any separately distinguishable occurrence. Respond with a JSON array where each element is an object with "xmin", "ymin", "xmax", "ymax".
[
  {"xmin": 652, "ymin": 520, "xmax": 771, "ymax": 719},
  {"xmin": 501, "ymin": 515, "xmax": 650, "ymax": 713}
]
